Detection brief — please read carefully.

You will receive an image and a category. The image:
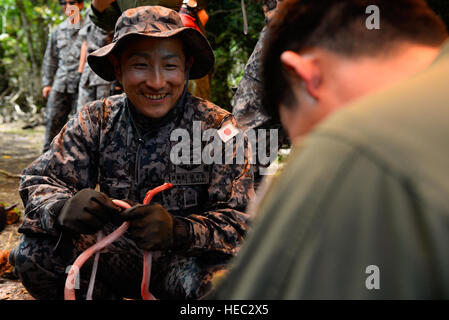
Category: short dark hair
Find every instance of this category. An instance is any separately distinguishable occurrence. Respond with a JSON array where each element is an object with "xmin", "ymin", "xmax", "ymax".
[{"xmin": 261, "ymin": 0, "xmax": 449, "ymax": 120}]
